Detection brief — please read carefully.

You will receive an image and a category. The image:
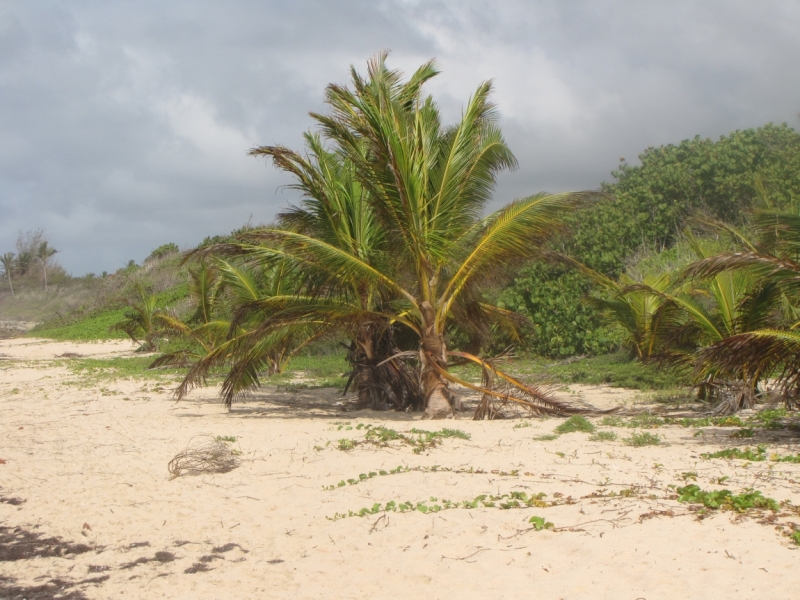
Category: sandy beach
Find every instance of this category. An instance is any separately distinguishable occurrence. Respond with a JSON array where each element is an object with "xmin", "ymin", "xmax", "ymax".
[{"xmin": 1, "ymin": 338, "xmax": 799, "ymax": 599}]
